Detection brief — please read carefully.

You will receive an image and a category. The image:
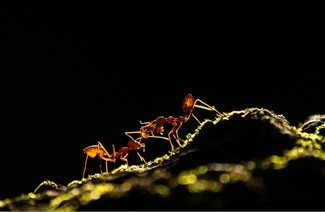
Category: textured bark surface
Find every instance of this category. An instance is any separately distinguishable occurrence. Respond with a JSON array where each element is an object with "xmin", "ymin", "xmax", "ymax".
[{"xmin": 1, "ymin": 108, "xmax": 324, "ymax": 211}]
